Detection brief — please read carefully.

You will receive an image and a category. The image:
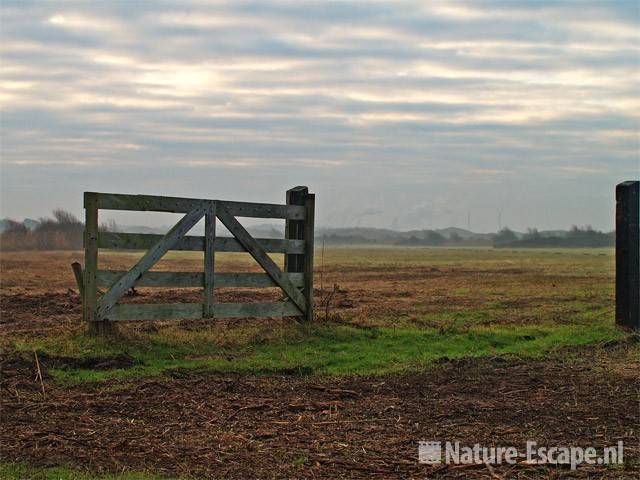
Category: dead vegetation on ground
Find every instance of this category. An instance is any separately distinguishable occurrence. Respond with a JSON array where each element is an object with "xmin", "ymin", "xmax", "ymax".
[{"xmin": 1, "ymin": 342, "xmax": 638, "ymax": 479}]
